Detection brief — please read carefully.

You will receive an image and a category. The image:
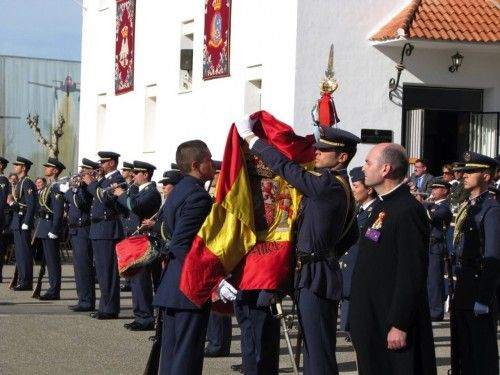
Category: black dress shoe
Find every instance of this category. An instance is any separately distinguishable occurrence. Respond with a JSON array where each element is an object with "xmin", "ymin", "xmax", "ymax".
[
  {"xmin": 39, "ymin": 293, "xmax": 60, "ymax": 301},
  {"xmin": 431, "ymin": 316, "xmax": 444, "ymax": 322},
  {"xmin": 126, "ymin": 321, "xmax": 155, "ymax": 331},
  {"xmin": 90, "ymin": 312, "xmax": 119, "ymax": 320},
  {"xmin": 13, "ymin": 284, "xmax": 32, "ymax": 291},
  {"xmin": 205, "ymin": 348, "xmax": 229, "ymax": 358},
  {"xmin": 230, "ymin": 364, "xmax": 243, "ymax": 373}
]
